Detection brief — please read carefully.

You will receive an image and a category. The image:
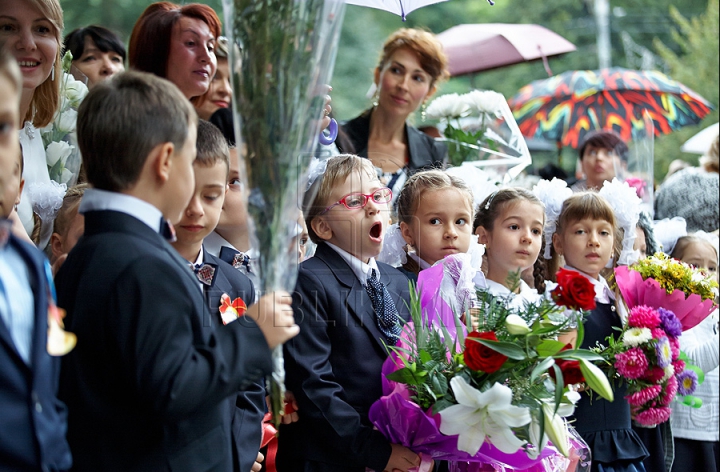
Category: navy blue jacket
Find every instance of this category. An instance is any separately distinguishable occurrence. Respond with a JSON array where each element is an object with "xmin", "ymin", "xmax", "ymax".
[{"xmin": 0, "ymin": 233, "xmax": 72, "ymax": 471}]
